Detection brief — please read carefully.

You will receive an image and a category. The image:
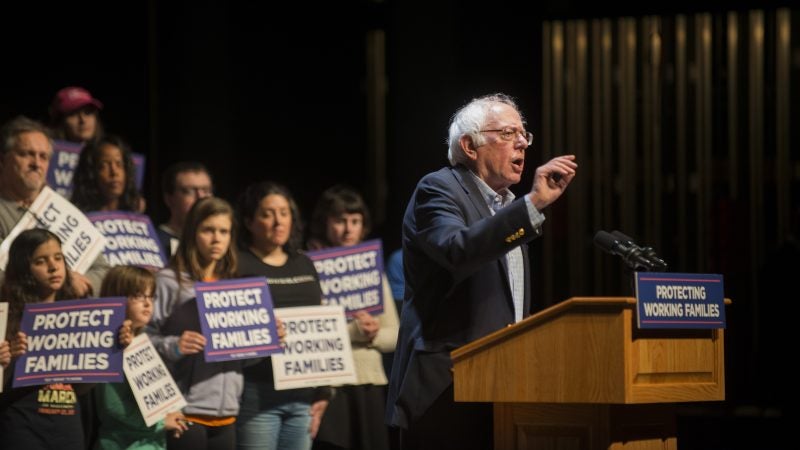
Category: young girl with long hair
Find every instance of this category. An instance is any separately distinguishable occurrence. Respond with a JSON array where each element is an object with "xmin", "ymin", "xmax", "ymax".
[
  {"xmin": 0, "ymin": 229, "xmax": 84, "ymax": 449},
  {"xmin": 146, "ymin": 197, "xmax": 241, "ymax": 450}
]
